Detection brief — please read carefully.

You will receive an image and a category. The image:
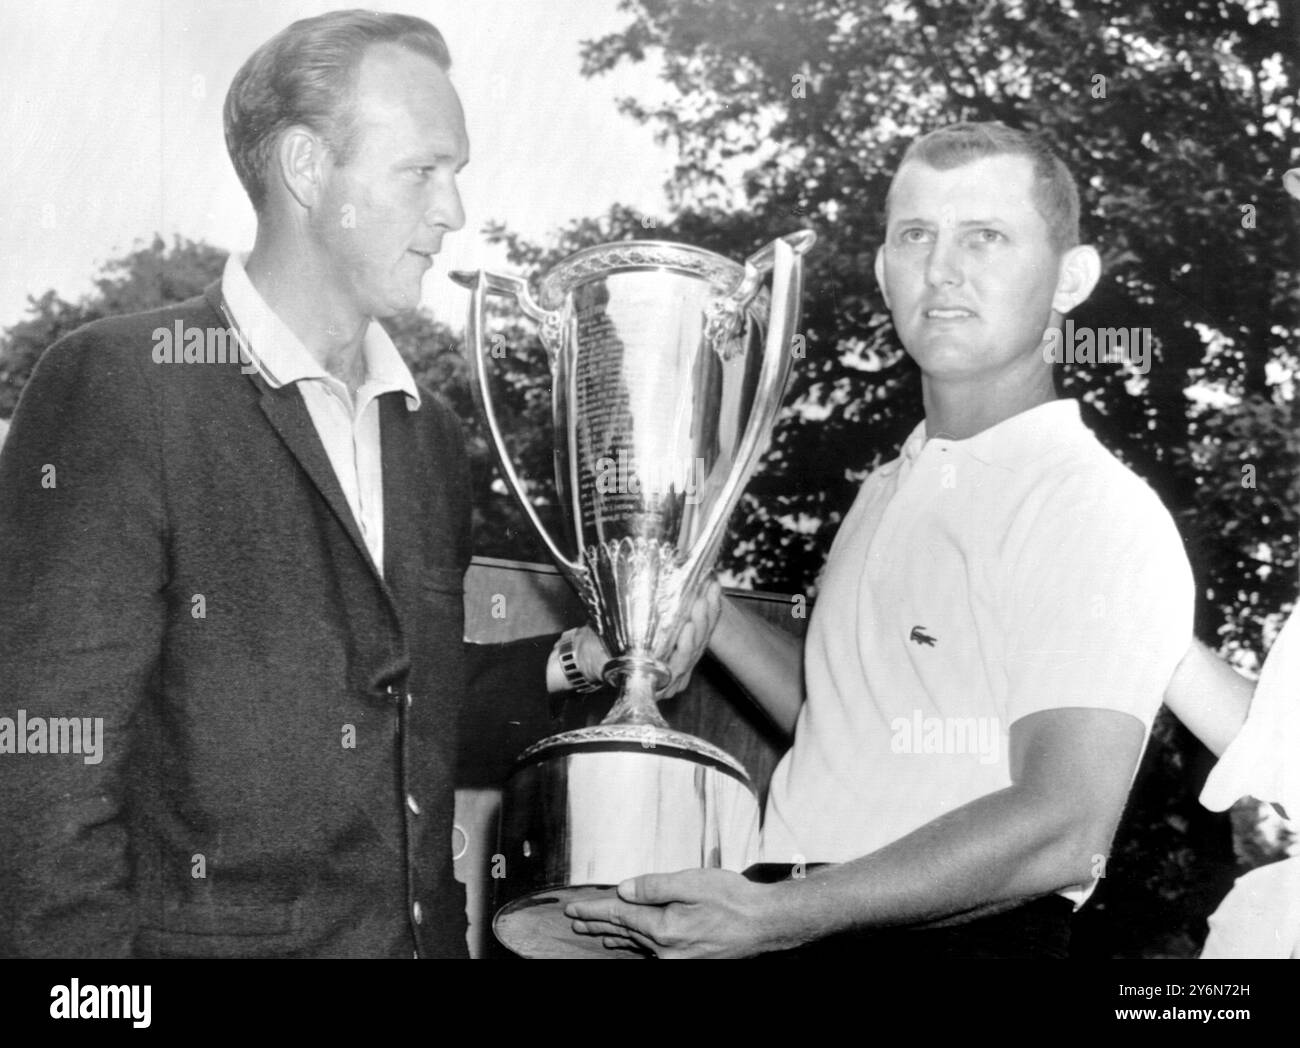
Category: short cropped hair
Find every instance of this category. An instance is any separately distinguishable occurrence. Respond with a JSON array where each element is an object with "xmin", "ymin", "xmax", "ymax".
[
  {"xmin": 224, "ymin": 9, "xmax": 452, "ymax": 212},
  {"xmin": 886, "ymin": 121, "xmax": 1081, "ymax": 251}
]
